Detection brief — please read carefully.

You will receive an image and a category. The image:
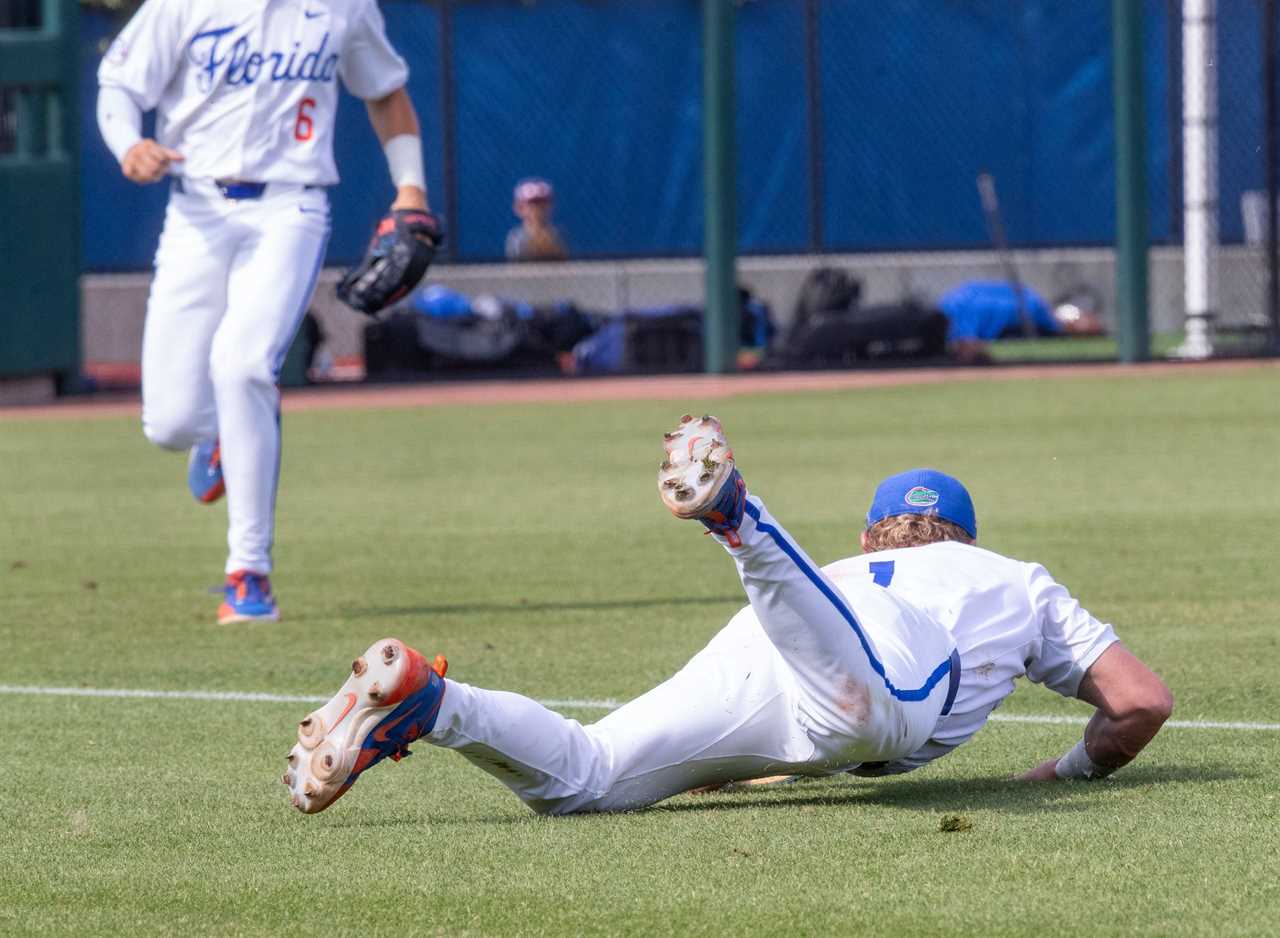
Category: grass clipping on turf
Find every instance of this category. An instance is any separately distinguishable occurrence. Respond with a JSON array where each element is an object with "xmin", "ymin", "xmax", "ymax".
[{"xmin": 939, "ymin": 814, "xmax": 973, "ymax": 833}]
